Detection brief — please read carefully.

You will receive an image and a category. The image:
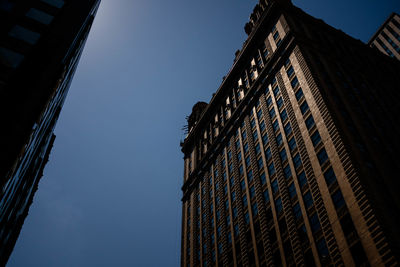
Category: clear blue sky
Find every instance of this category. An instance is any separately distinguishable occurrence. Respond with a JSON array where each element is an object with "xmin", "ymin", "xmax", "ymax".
[{"xmin": 7, "ymin": 0, "xmax": 399, "ymax": 266}]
